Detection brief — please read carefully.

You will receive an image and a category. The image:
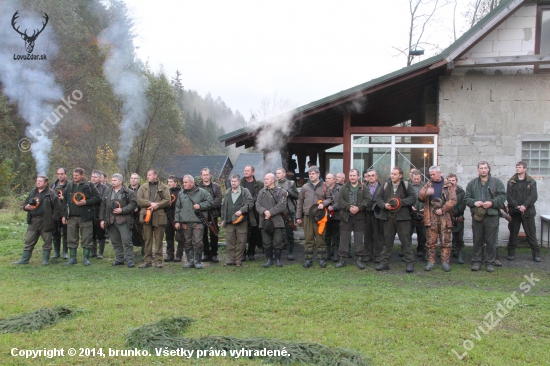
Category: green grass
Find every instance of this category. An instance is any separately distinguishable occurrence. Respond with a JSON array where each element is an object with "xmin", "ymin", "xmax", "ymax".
[{"xmin": 0, "ymin": 209, "xmax": 549, "ymax": 365}]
